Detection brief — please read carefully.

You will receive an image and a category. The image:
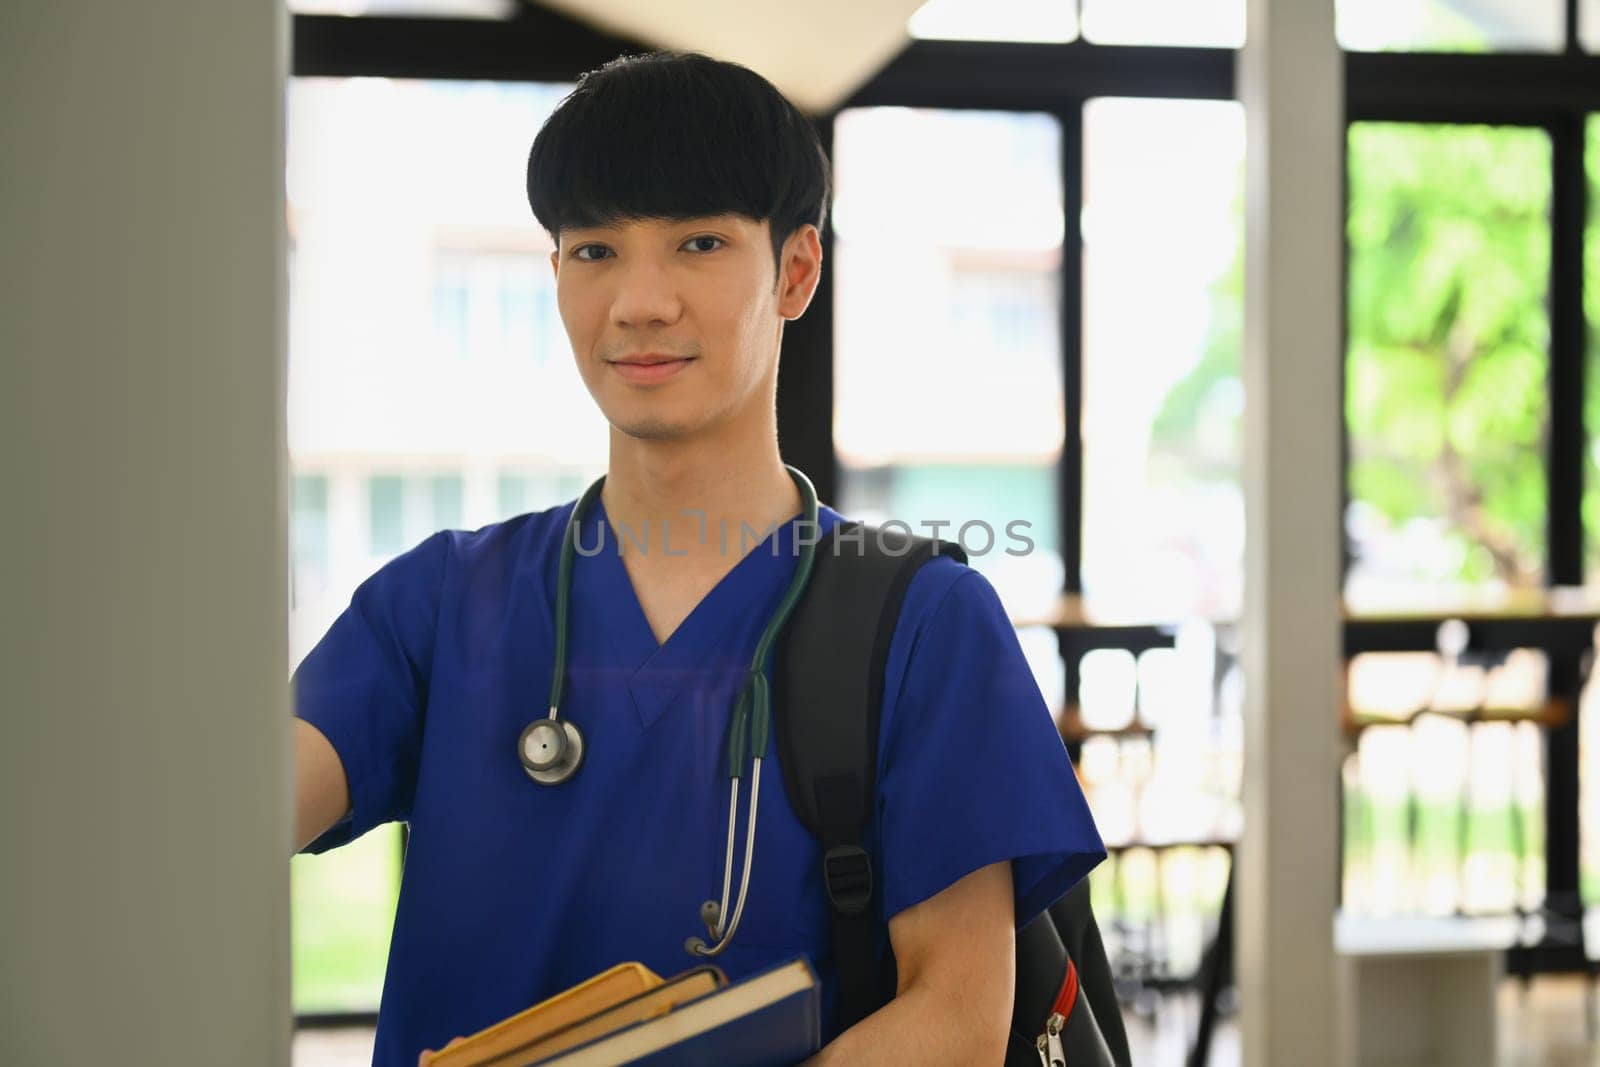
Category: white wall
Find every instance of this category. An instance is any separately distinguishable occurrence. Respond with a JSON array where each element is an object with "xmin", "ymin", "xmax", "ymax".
[{"xmin": 0, "ymin": 3, "xmax": 291, "ymax": 1063}]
